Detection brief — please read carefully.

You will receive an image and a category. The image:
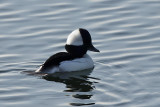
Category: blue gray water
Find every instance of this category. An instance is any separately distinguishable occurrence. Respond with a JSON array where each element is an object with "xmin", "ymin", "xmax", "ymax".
[{"xmin": 0, "ymin": 0, "xmax": 160, "ymax": 107}]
